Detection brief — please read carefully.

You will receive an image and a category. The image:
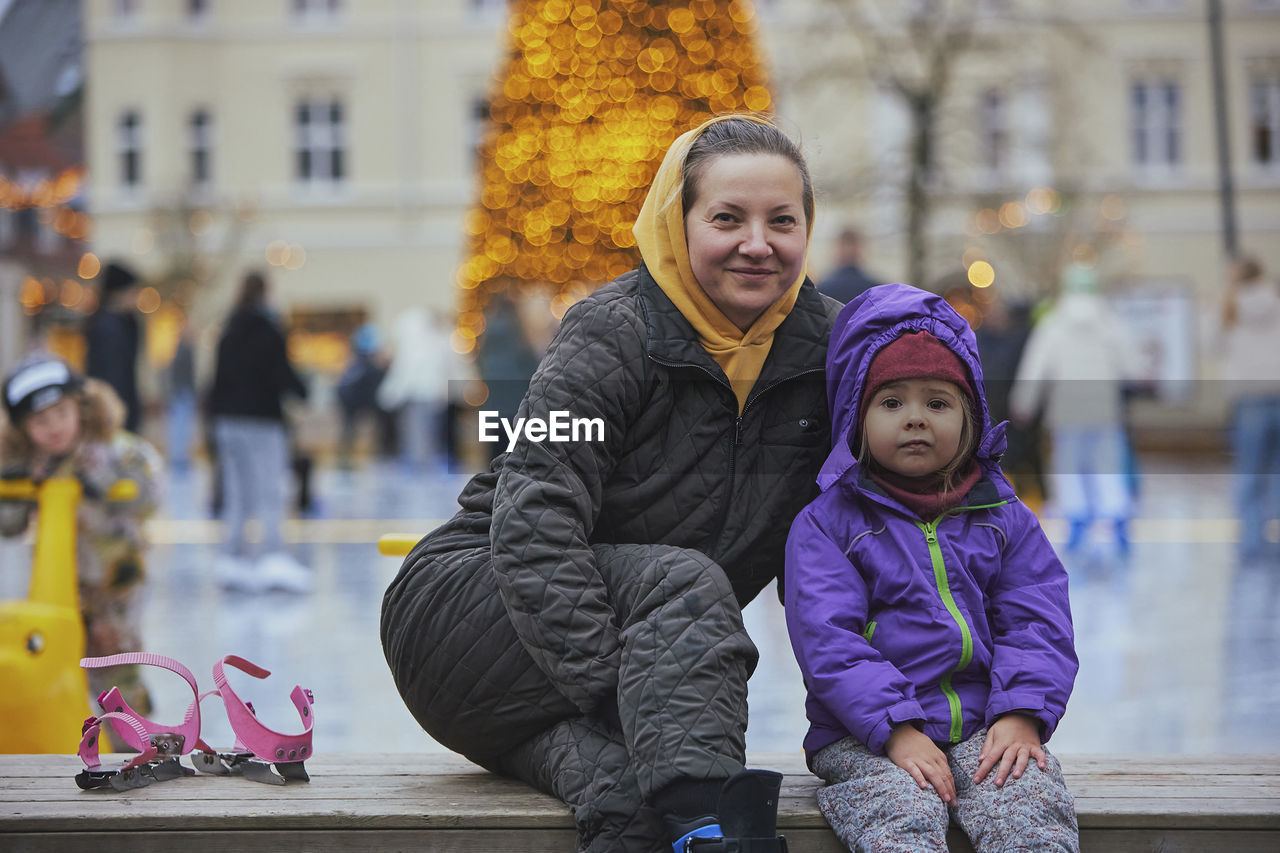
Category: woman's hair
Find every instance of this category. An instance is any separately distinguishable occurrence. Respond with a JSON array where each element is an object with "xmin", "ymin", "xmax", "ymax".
[
  {"xmin": 855, "ymin": 384, "xmax": 979, "ymax": 493},
  {"xmin": 0, "ymin": 378, "xmax": 124, "ymax": 462},
  {"xmin": 235, "ymin": 270, "xmax": 268, "ymax": 311},
  {"xmin": 680, "ymin": 116, "xmax": 814, "ymax": 227}
]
